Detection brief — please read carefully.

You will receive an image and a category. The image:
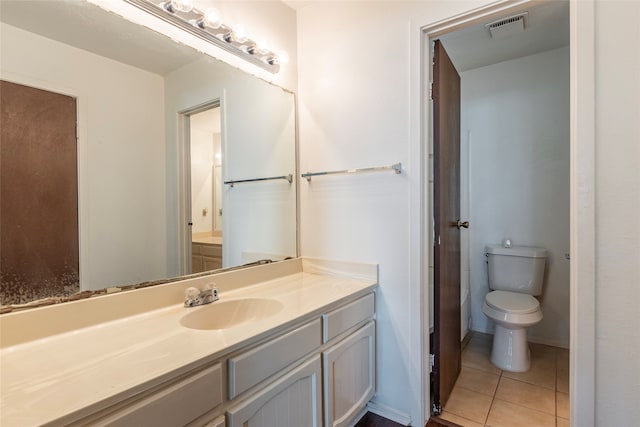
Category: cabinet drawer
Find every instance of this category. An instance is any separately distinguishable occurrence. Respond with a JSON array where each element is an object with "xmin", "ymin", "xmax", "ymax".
[
  {"xmin": 228, "ymin": 318, "xmax": 322, "ymax": 399},
  {"xmin": 323, "ymin": 293, "xmax": 374, "ymax": 343},
  {"xmin": 201, "ymin": 244, "xmax": 222, "ymax": 257},
  {"xmin": 97, "ymin": 363, "xmax": 223, "ymax": 426}
]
